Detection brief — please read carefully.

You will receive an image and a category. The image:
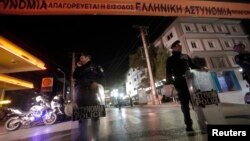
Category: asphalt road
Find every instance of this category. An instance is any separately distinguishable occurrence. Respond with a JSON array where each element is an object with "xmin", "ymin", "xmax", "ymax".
[{"xmin": 0, "ymin": 102, "xmax": 250, "ymax": 141}]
